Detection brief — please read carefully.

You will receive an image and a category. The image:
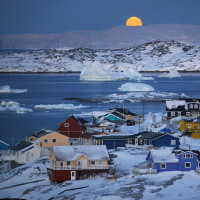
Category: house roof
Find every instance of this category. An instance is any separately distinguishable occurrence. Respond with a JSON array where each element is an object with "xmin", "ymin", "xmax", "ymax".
[
  {"xmin": 0, "ymin": 140, "xmax": 10, "ymax": 147},
  {"xmin": 71, "ymin": 115, "xmax": 88, "ymax": 130},
  {"xmin": 52, "ymin": 145, "xmax": 109, "ymax": 161},
  {"xmin": 79, "ymin": 130, "xmax": 103, "ymax": 139},
  {"xmin": 150, "ymin": 149, "xmax": 179, "ymax": 163},
  {"xmin": 28, "ymin": 128, "xmax": 53, "ymax": 138},
  {"xmin": 11, "ymin": 141, "xmax": 33, "ymax": 152},
  {"xmin": 166, "ymin": 100, "xmax": 188, "ymax": 110},
  {"xmin": 107, "ymin": 108, "xmax": 136, "ymax": 116},
  {"xmin": 92, "ymin": 134, "xmax": 134, "ymax": 140}
]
